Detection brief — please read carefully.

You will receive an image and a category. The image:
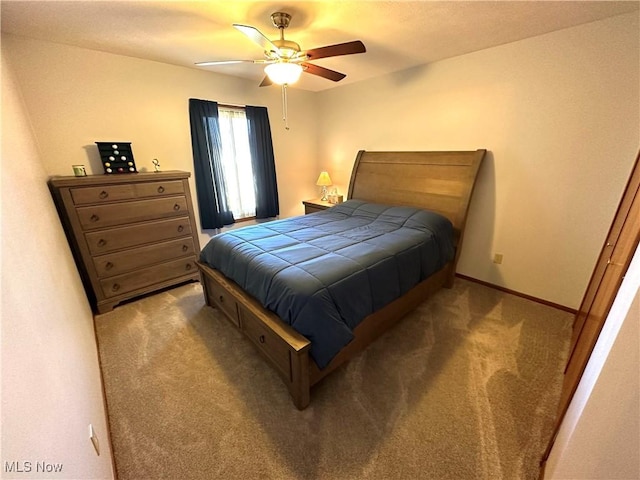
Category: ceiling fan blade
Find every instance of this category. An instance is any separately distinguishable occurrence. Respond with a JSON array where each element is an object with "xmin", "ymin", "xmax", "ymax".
[
  {"xmin": 233, "ymin": 24, "xmax": 279, "ymax": 55},
  {"xmin": 195, "ymin": 59, "xmax": 266, "ymax": 67},
  {"xmin": 259, "ymin": 75, "xmax": 273, "ymax": 87},
  {"xmin": 305, "ymin": 40, "xmax": 366, "ymax": 61},
  {"xmin": 301, "ymin": 62, "xmax": 346, "ymax": 82}
]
